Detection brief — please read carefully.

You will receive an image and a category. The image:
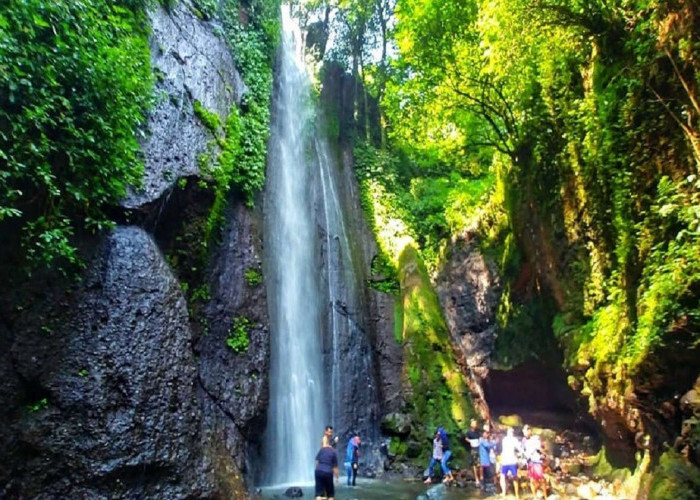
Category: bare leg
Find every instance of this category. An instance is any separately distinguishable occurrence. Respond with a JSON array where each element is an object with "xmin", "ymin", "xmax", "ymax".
[{"xmin": 499, "ymin": 474, "xmax": 506, "ymax": 496}]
